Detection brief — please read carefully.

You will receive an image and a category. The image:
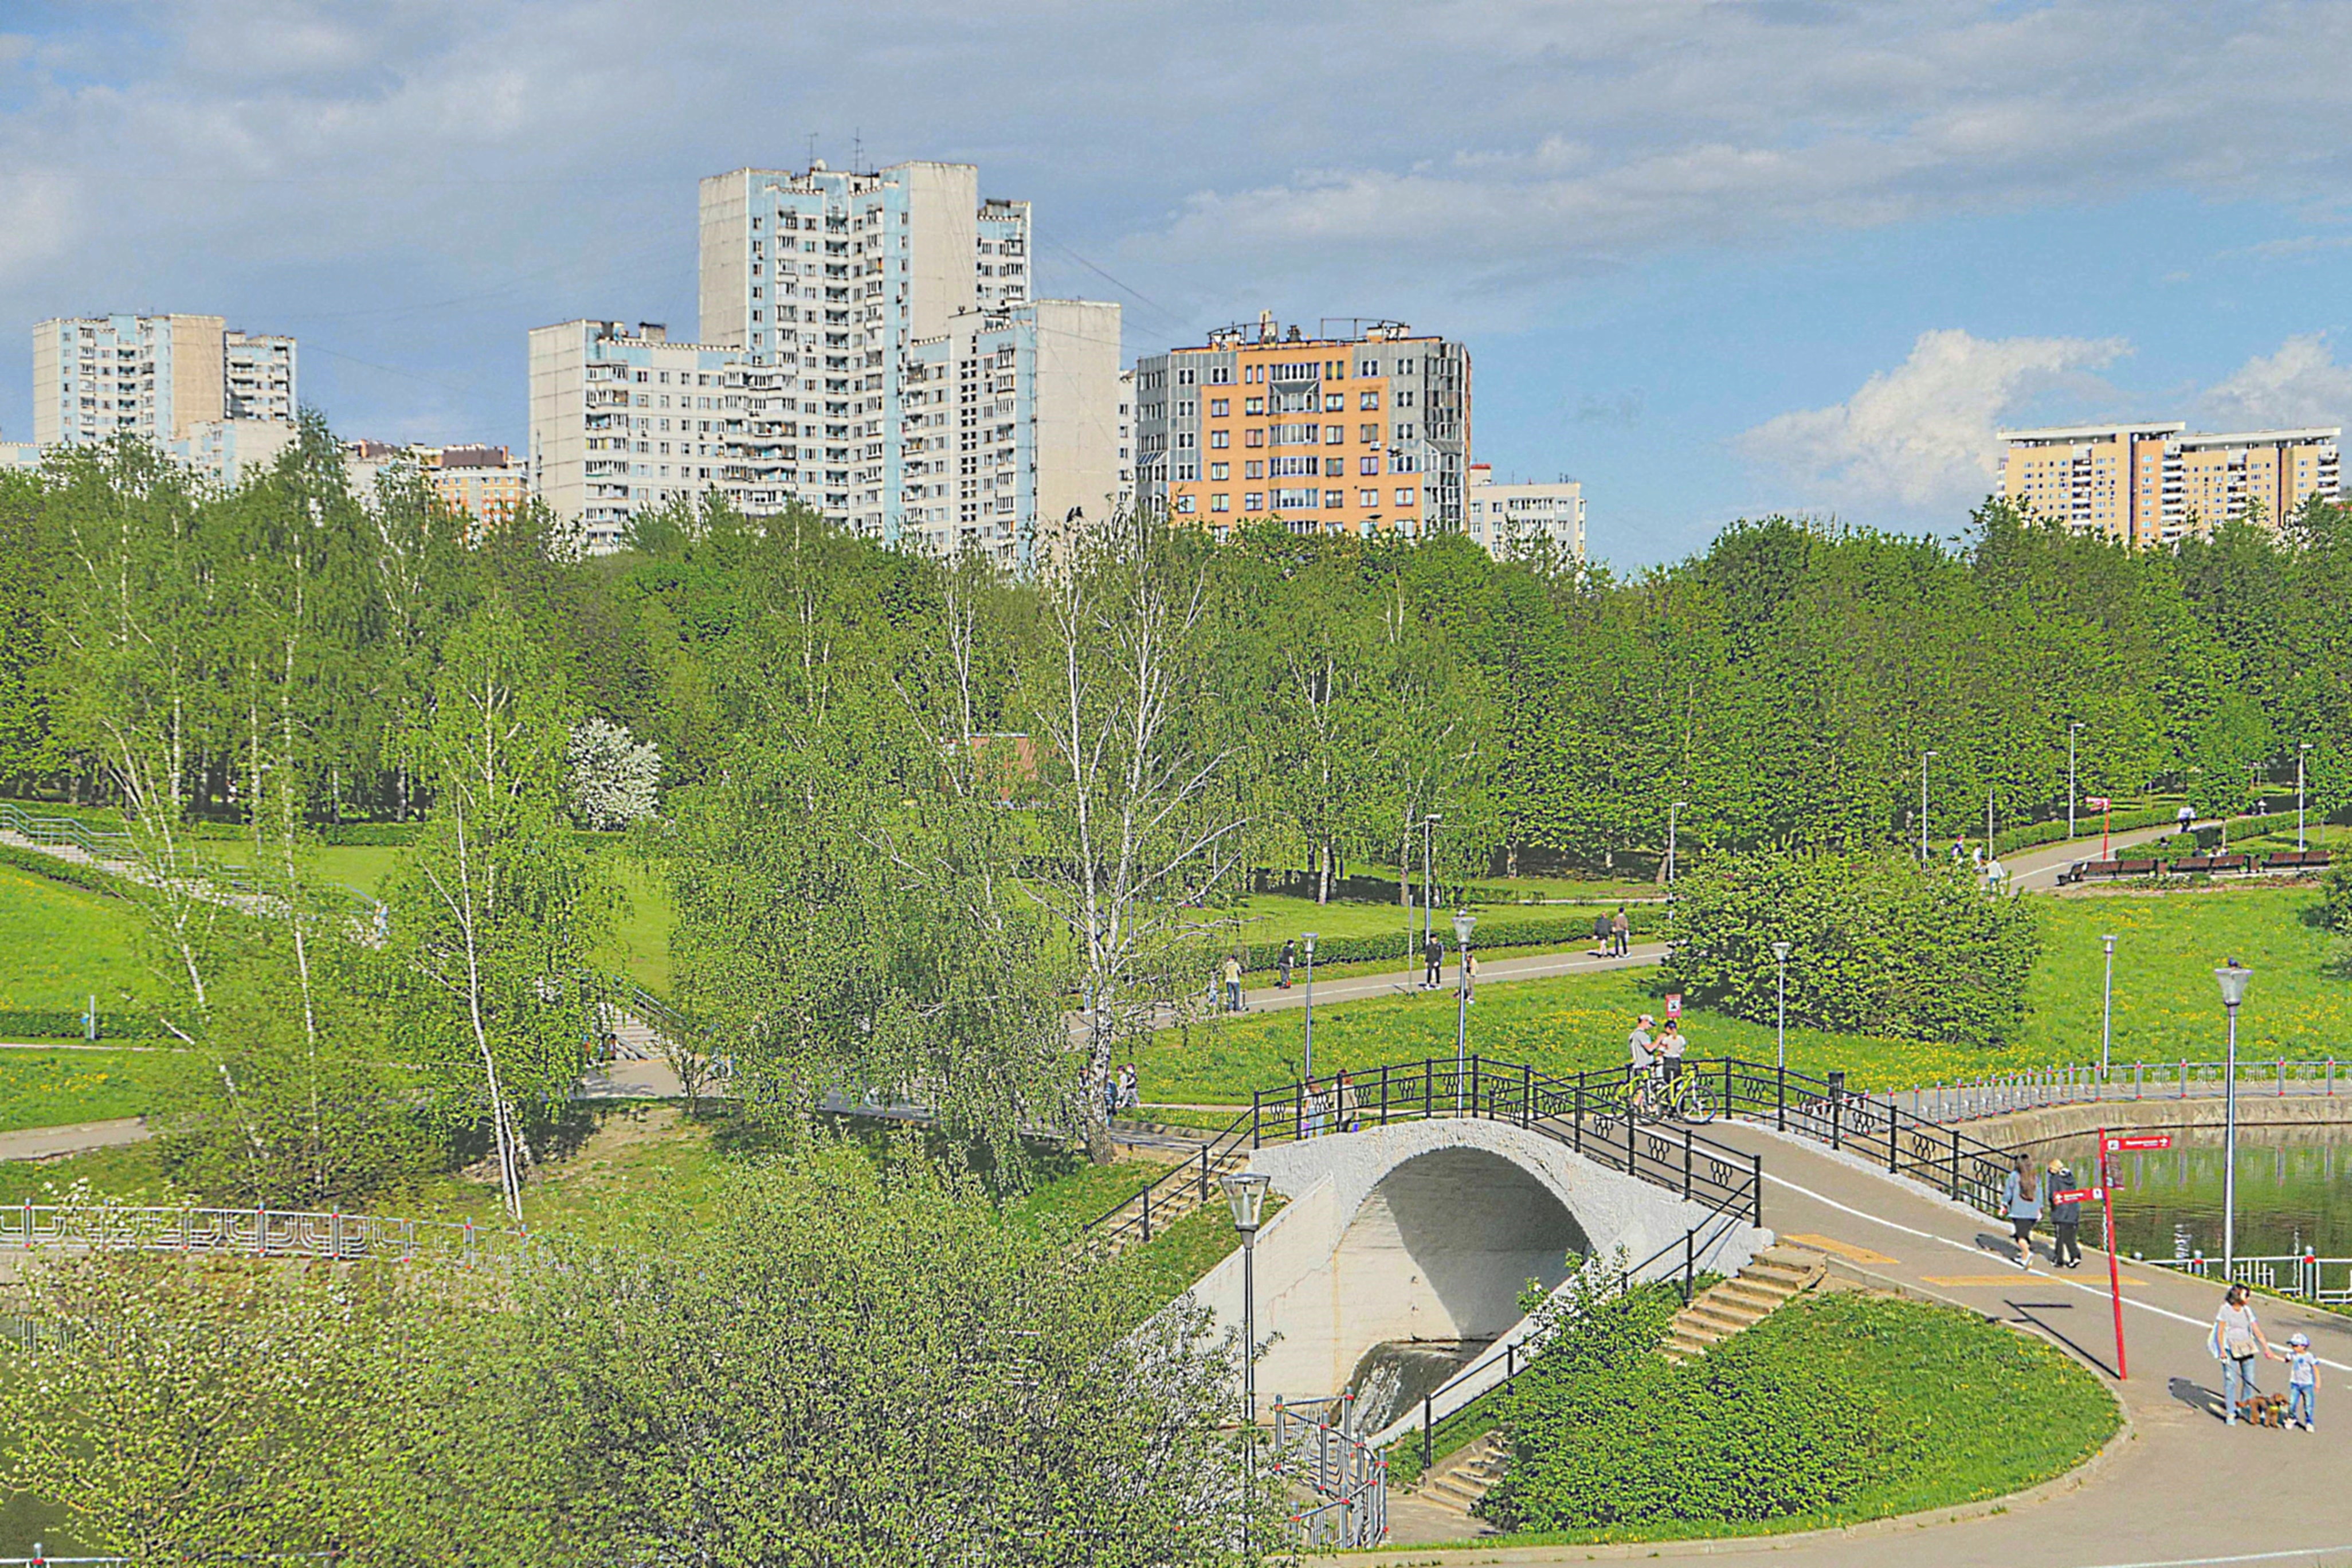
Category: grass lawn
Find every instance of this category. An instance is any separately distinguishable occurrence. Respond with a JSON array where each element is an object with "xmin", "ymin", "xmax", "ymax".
[
  {"xmin": 1137, "ymin": 880, "xmax": 2349, "ymax": 1103},
  {"xmin": 0, "ymin": 1050, "xmax": 183, "ymax": 1131},
  {"xmin": 1187, "ymin": 889, "xmax": 1651, "ymax": 950},
  {"xmin": 2026, "ymin": 883, "xmax": 2342, "ymax": 1061},
  {"xmin": 0, "ymin": 864, "xmax": 154, "ymax": 1013},
  {"xmin": 1436, "ymin": 1291, "xmax": 2115, "ymax": 1548}
]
